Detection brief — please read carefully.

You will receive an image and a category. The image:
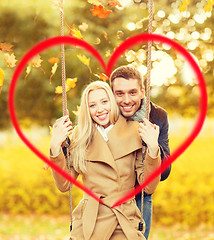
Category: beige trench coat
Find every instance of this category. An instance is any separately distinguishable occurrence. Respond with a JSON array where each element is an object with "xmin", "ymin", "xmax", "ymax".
[{"xmin": 50, "ymin": 115, "xmax": 161, "ymax": 240}]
